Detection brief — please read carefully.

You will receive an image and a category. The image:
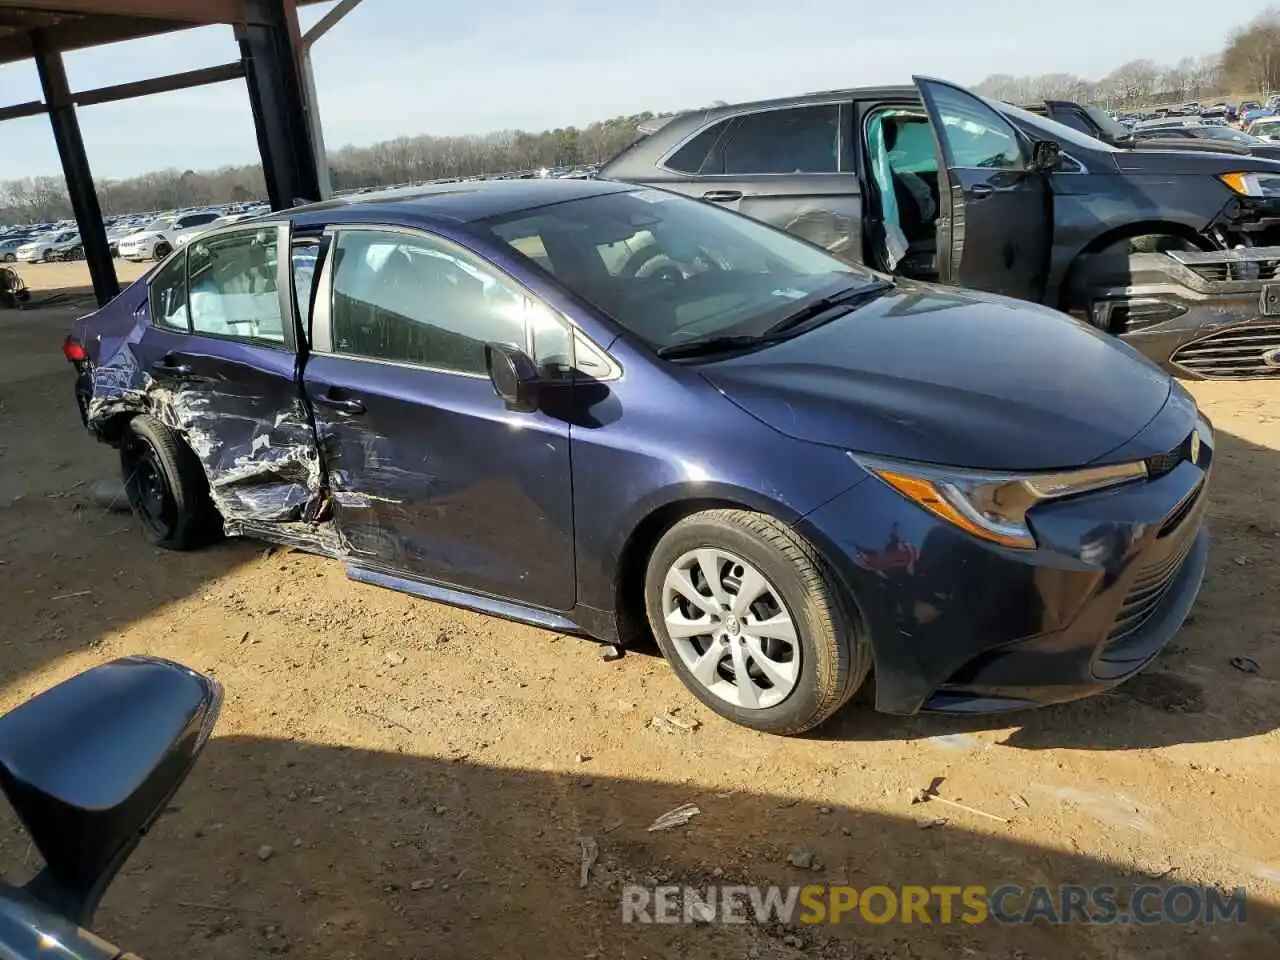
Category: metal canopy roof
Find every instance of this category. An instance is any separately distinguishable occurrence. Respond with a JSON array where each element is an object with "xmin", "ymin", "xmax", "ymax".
[{"xmin": 0, "ymin": 0, "xmax": 324, "ymax": 65}]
